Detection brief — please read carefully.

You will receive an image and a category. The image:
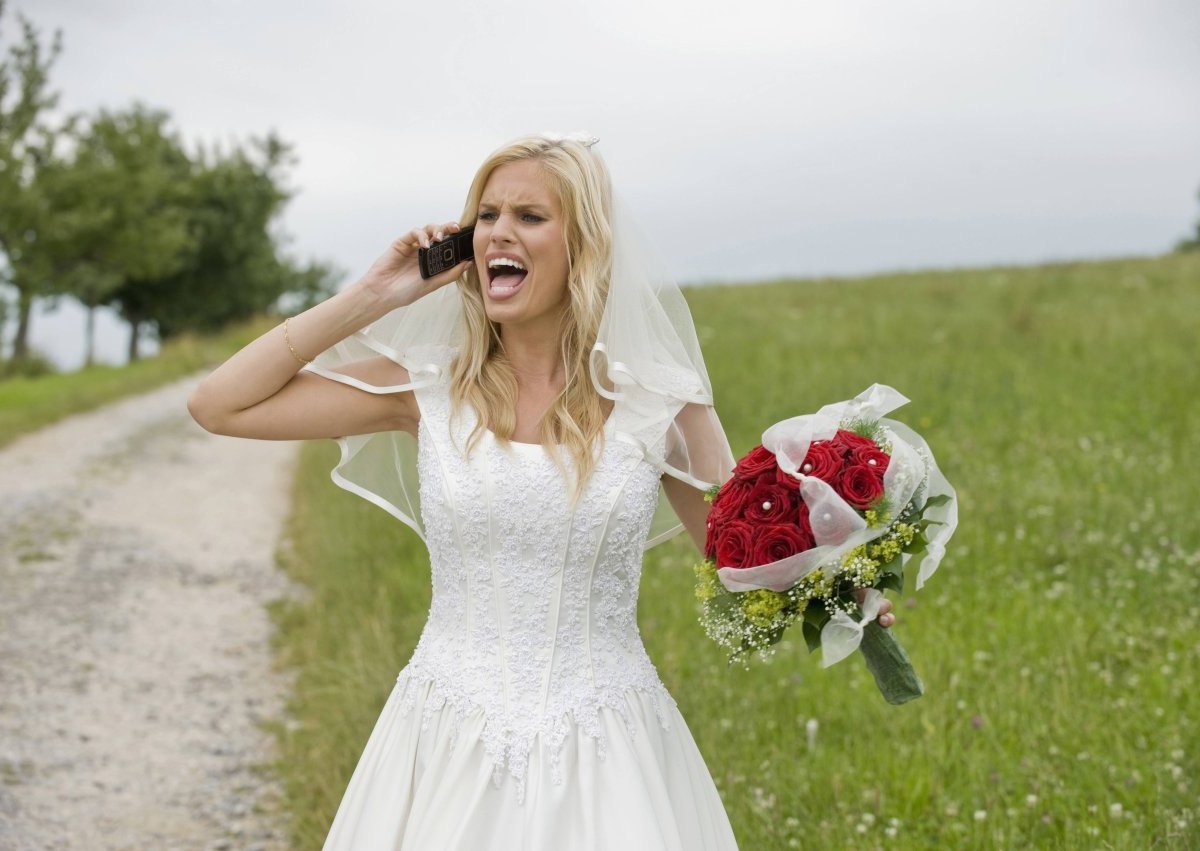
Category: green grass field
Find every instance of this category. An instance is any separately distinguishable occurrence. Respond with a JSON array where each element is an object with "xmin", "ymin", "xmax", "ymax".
[
  {"xmin": 266, "ymin": 252, "xmax": 1200, "ymax": 849},
  {"xmin": 0, "ymin": 315, "xmax": 279, "ymax": 448}
]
